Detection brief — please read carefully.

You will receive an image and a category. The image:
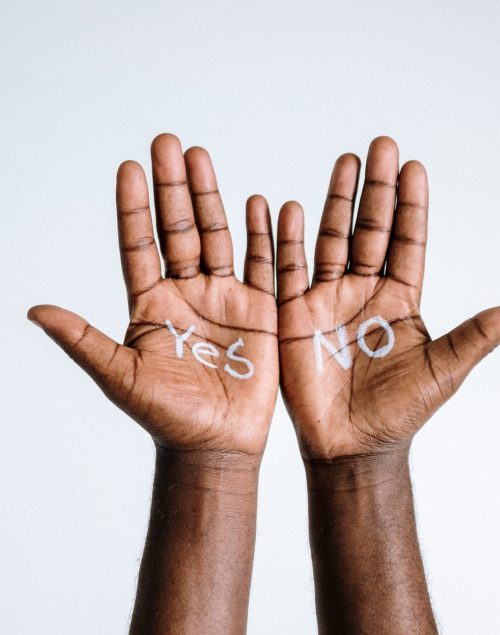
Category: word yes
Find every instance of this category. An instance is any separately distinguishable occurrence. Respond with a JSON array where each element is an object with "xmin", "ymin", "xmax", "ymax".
[{"xmin": 165, "ymin": 320, "xmax": 254, "ymax": 380}]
